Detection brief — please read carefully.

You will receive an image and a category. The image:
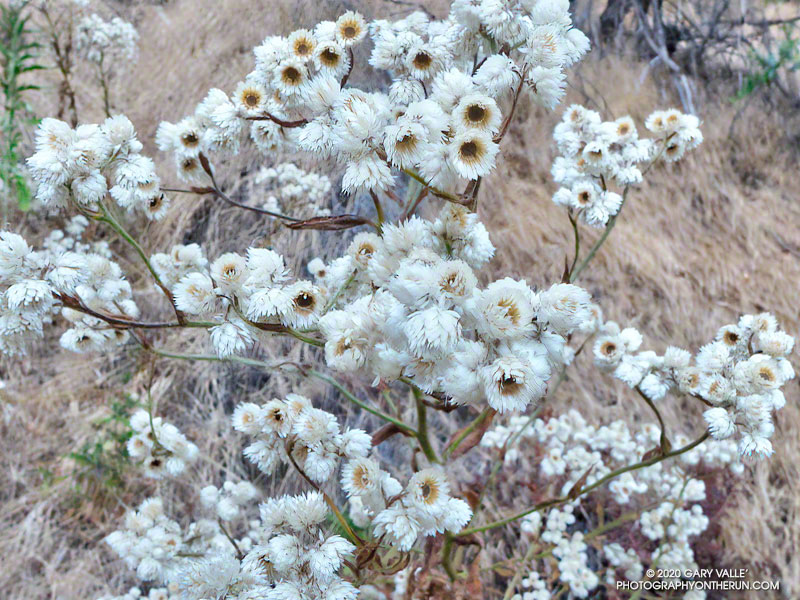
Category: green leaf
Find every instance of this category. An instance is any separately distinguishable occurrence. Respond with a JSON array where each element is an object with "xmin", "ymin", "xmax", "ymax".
[{"xmin": 15, "ymin": 176, "xmax": 32, "ymax": 211}]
